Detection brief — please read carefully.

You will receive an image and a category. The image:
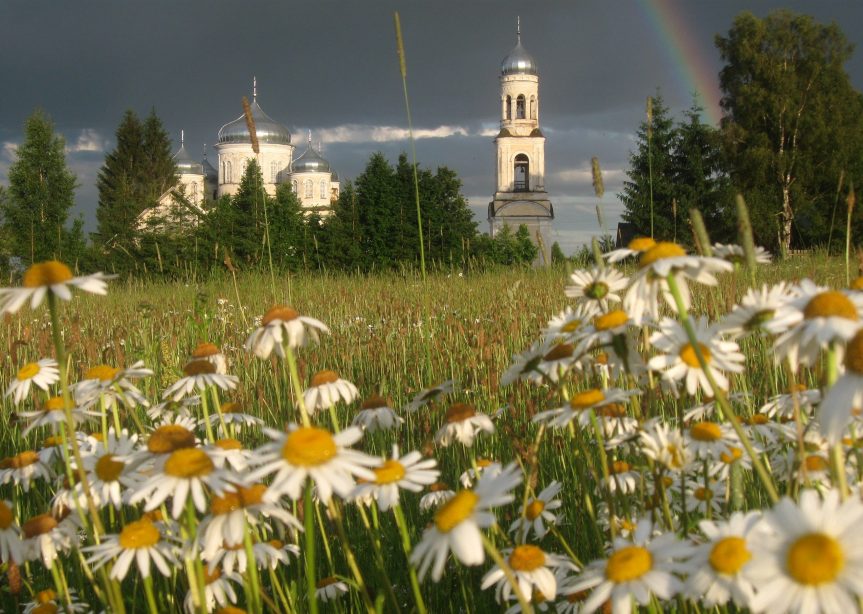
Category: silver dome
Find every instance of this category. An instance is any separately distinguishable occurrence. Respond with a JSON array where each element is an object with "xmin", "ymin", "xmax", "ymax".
[
  {"xmin": 501, "ymin": 40, "xmax": 537, "ymax": 76},
  {"xmin": 173, "ymin": 143, "xmax": 204, "ymax": 176},
  {"xmin": 217, "ymin": 98, "xmax": 292, "ymax": 146},
  {"xmin": 292, "ymin": 143, "xmax": 331, "ymax": 174}
]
